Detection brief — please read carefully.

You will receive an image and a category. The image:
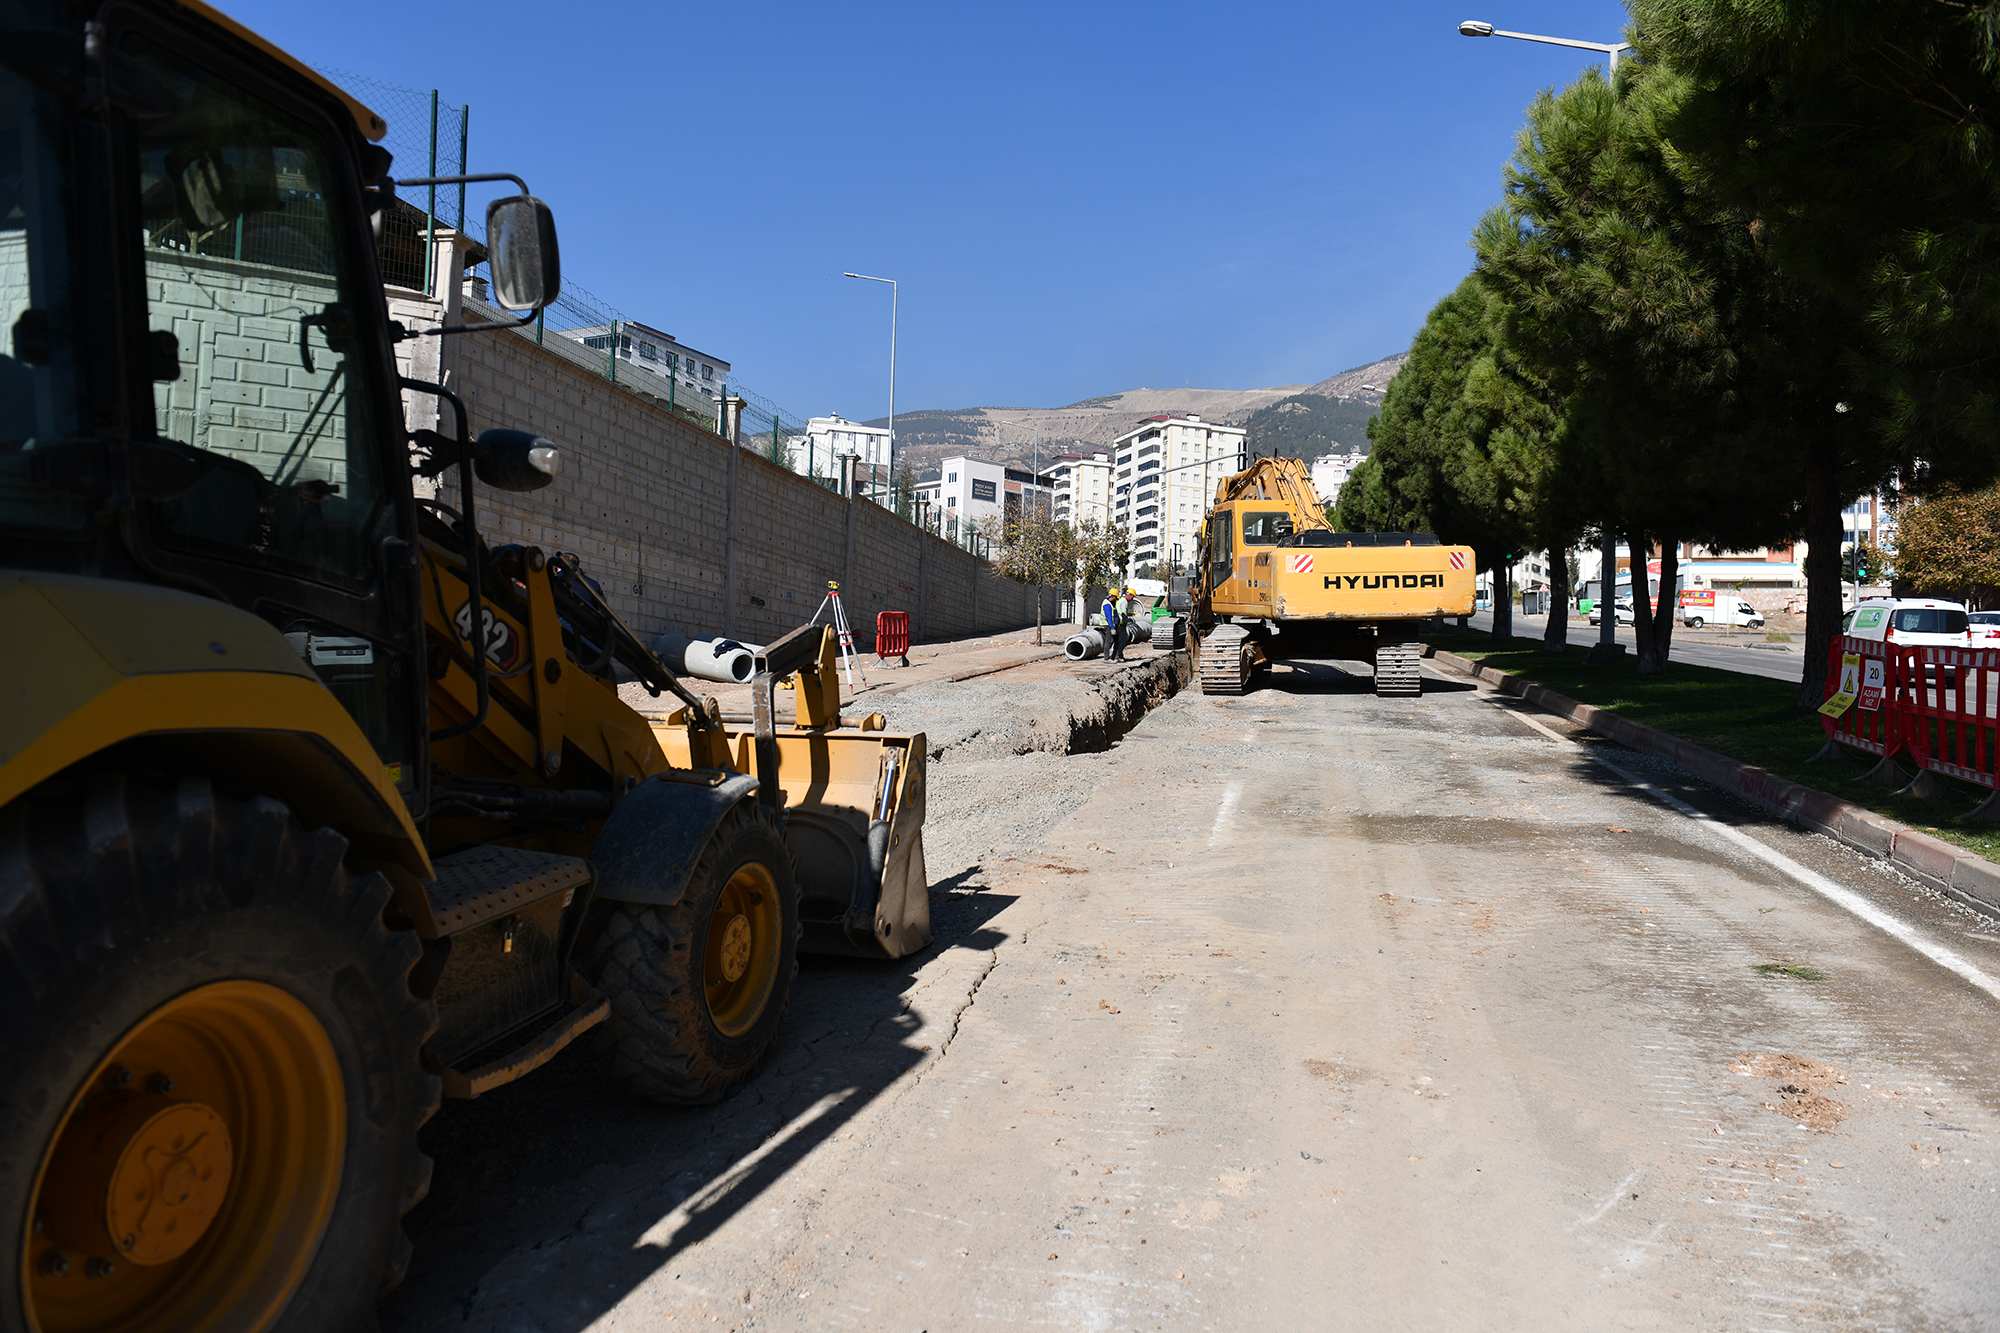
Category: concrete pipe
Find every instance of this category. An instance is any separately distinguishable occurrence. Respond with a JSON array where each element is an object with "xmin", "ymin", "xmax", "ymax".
[
  {"xmin": 1063, "ymin": 629, "xmax": 1105, "ymax": 661},
  {"xmin": 652, "ymin": 632, "xmax": 759, "ymax": 684}
]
